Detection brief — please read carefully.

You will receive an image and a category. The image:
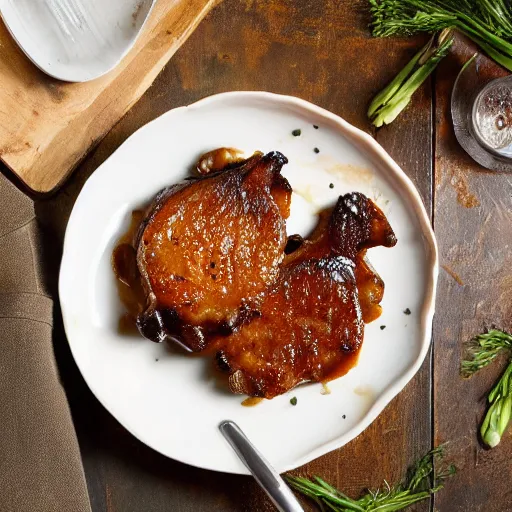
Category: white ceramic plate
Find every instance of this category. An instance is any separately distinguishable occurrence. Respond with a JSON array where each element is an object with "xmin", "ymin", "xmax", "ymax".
[
  {"xmin": 59, "ymin": 92, "xmax": 437, "ymax": 474},
  {"xmin": 0, "ymin": 0, "xmax": 154, "ymax": 82}
]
